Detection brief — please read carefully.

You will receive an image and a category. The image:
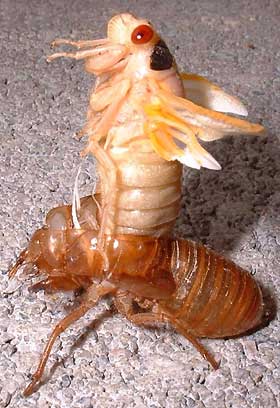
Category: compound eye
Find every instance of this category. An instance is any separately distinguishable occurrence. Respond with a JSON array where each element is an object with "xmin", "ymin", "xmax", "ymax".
[{"xmin": 131, "ymin": 25, "xmax": 154, "ymax": 44}]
